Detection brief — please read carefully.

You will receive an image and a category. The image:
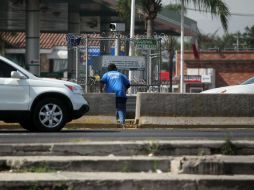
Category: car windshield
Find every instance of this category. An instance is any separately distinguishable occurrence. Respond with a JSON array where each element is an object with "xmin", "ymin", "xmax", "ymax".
[{"xmin": 241, "ymin": 76, "xmax": 254, "ymax": 85}]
